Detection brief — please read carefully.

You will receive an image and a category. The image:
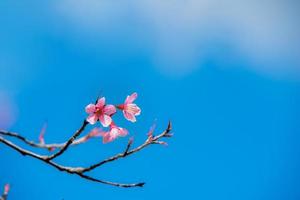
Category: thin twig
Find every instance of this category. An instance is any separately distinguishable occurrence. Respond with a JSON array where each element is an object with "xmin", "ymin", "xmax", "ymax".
[
  {"xmin": 76, "ymin": 173, "xmax": 145, "ymax": 188},
  {"xmin": 0, "ymin": 136, "xmax": 81, "ymax": 173},
  {"xmin": 0, "ymin": 189, "xmax": 7, "ymax": 200},
  {"xmin": 0, "ymin": 136, "xmax": 146, "ymax": 187},
  {"xmin": 123, "ymin": 137, "xmax": 134, "ymax": 157},
  {"xmin": 46, "ymin": 120, "xmax": 88, "ymax": 160},
  {"xmin": 0, "ymin": 121, "xmax": 172, "ymax": 188},
  {"xmin": 0, "ymin": 194, "xmax": 7, "ymax": 200},
  {"xmin": 81, "ymin": 121, "xmax": 172, "ymax": 173},
  {"xmin": 0, "ymin": 130, "xmax": 92, "ymax": 150}
]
